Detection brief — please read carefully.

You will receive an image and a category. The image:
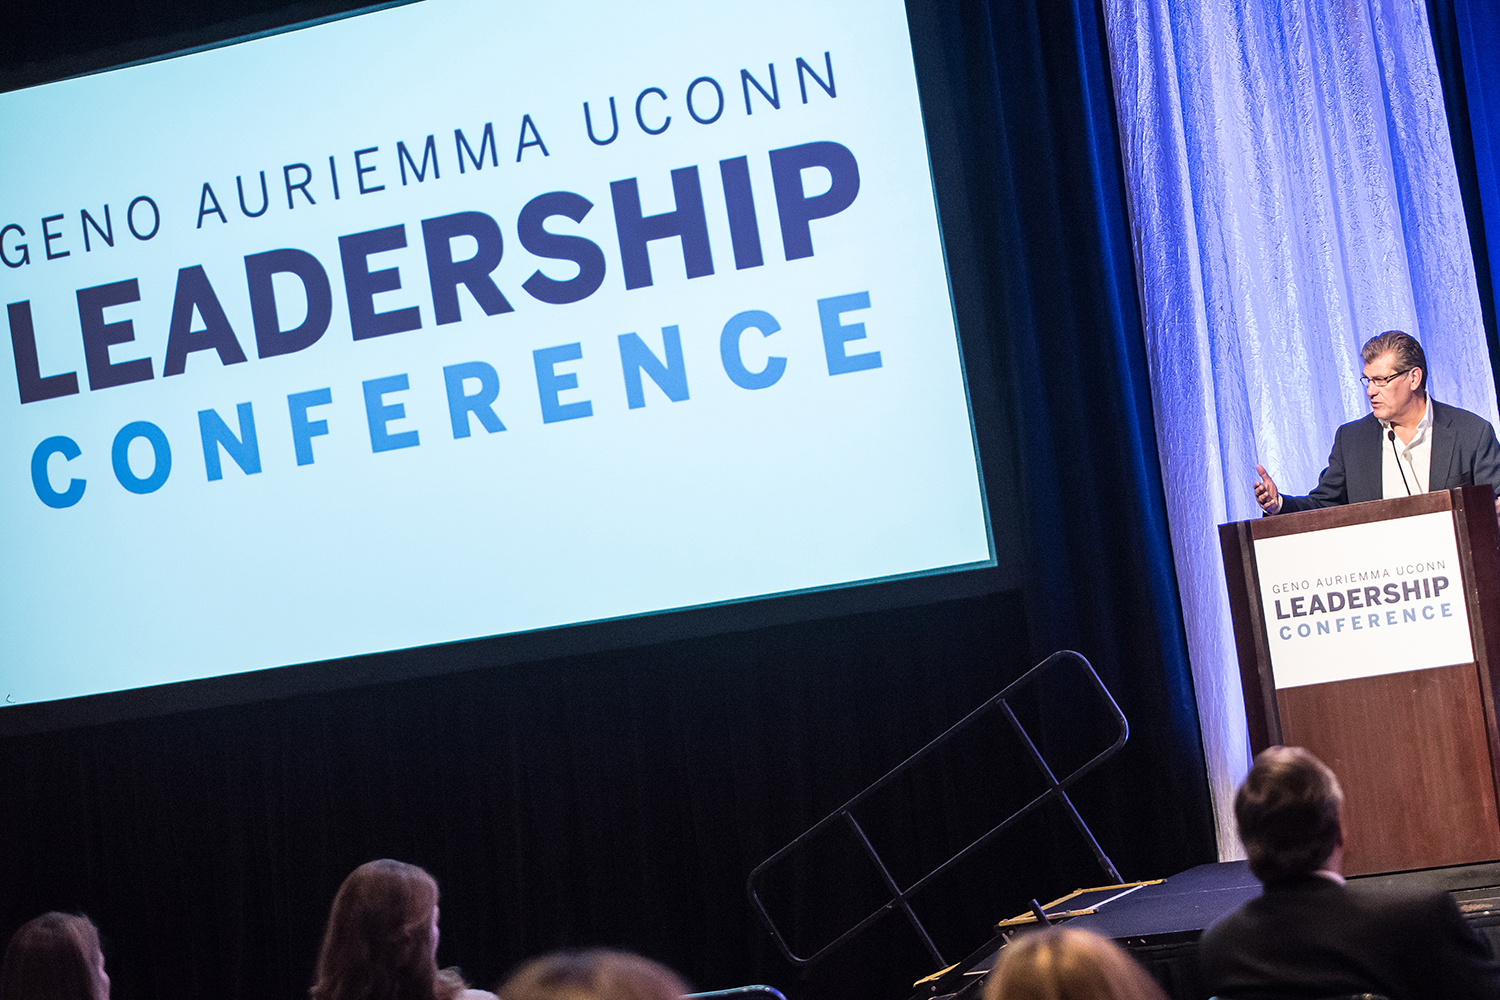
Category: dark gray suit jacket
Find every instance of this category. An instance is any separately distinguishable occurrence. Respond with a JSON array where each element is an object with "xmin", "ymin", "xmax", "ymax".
[
  {"xmin": 1280, "ymin": 399, "xmax": 1500, "ymax": 512},
  {"xmin": 1198, "ymin": 875, "xmax": 1500, "ymax": 1000}
]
